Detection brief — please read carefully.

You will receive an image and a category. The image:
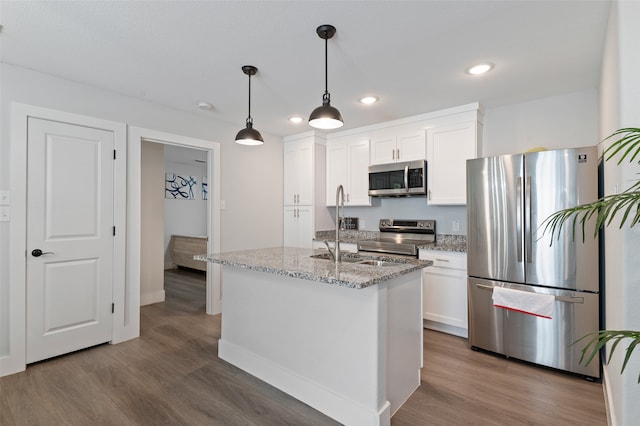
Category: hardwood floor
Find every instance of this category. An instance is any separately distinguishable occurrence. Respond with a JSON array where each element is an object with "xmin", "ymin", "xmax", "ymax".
[{"xmin": 1, "ymin": 268, "xmax": 606, "ymax": 425}]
